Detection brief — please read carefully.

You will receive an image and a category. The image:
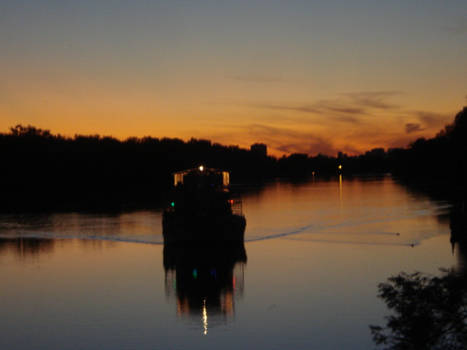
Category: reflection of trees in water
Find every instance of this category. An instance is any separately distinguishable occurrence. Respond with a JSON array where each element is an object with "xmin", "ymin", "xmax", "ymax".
[
  {"xmin": 163, "ymin": 242, "xmax": 247, "ymax": 333},
  {"xmin": 450, "ymin": 203, "xmax": 467, "ymax": 273},
  {"xmin": 372, "ymin": 182, "xmax": 467, "ymax": 349},
  {"xmin": 398, "ymin": 179, "xmax": 467, "ymax": 267},
  {"xmin": 77, "ymin": 239, "xmax": 115, "ymax": 251},
  {"xmin": 371, "ymin": 269, "xmax": 467, "ymax": 349},
  {"xmin": 0, "ymin": 237, "xmax": 54, "ymax": 258},
  {"xmin": 0, "ymin": 236, "xmax": 120, "ymax": 258}
]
